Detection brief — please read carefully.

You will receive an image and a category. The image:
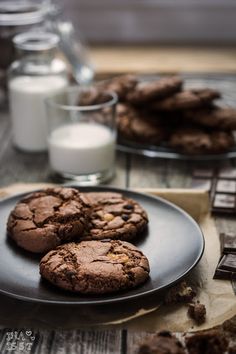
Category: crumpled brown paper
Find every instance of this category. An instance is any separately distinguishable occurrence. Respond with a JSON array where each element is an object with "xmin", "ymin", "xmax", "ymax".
[
  {"xmin": 0, "ymin": 184, "xmax": 235, "ymax": 331},
  {"xmin": 122, "ymin": 188, "xmax": 236, "ymax": 333}
]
